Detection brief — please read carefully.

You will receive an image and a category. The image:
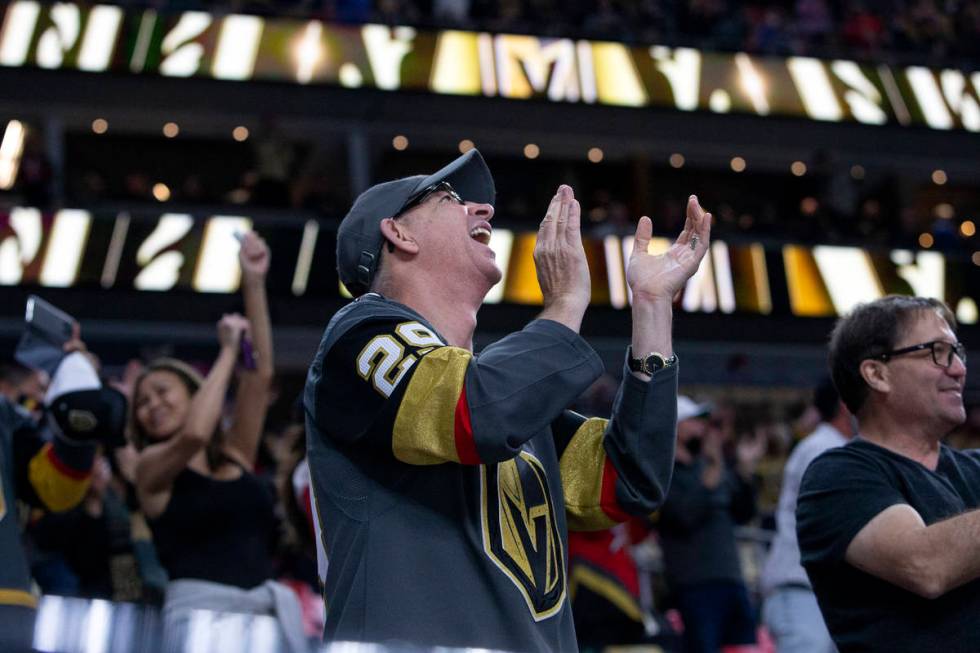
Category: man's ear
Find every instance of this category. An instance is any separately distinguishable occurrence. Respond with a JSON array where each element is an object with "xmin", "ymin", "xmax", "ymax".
[
  {"xmin": 859, "ymin": 358, "xmax": 890, "ymax": 394},
  {"xmin": 379, "ymin": 217, "xmax": 419, "ymax": 255}
]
